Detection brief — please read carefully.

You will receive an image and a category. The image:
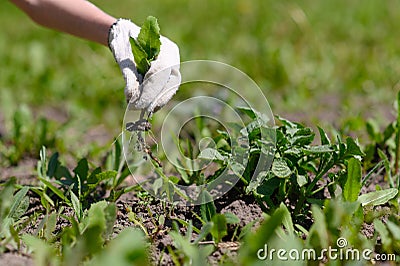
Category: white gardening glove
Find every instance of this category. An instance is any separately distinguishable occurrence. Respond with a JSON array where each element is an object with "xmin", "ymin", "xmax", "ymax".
[{"xmin": 108, "ymin": 19, "xmax": 181, "ymax": 114}]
